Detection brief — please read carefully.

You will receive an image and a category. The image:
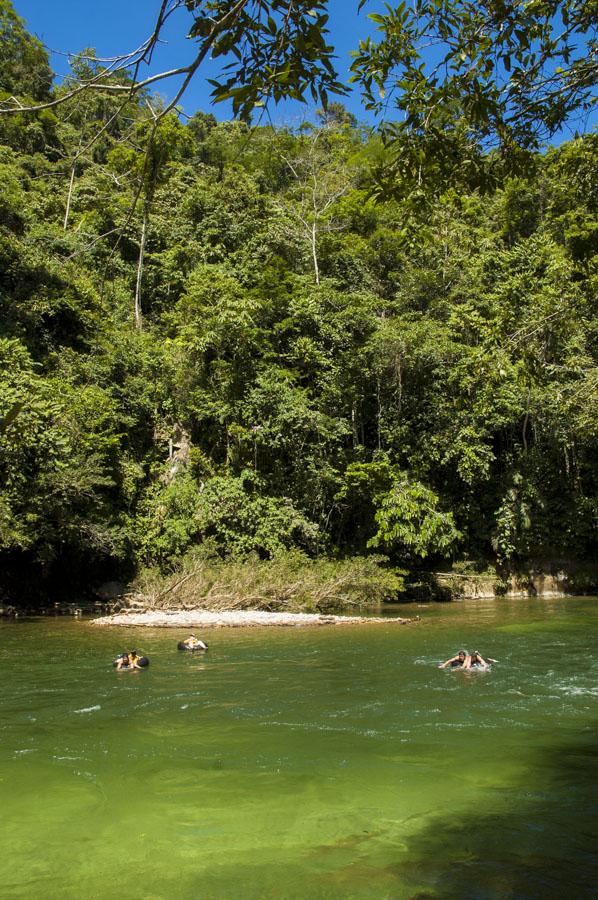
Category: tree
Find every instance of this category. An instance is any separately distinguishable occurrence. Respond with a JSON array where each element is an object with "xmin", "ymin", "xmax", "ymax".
[
  {"xmin": 371, "ymin": 478, "xmax": 461, "ymax": 561},
  {"xmin": 131, "ymin": 113, "xmax": 194, "ymax": 328},
  {"xmin": 317, "ymin": 101, "xmax": 358, "ymax": 129},
  {"xmin": 351, "ymin": 0, "xmax": 597, "ymax": 197},
  {"xmin": 0, "ymin": 1, "xmax": 346, "ymax": 121},
  {"xmin": 55, "ymin": 50, "xmax": 148, "ymax": 232},
  {"xmin": 0, "ymin": 0, "xmax": 52, "ymax": 101},
  {"xmin": 0, "ymin": 1, "xmax": 56, "ymax": 152},
  {"xmin": 275, "ymin": 128, "xmax": 355, "ymax": 284},
  {"xmin": 0, "ymin": 6, "xmax": 596, "ymax": 602},
  {"xmin": 1, "ymin": 0, "xmax": 595, "ymax": 210}
]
